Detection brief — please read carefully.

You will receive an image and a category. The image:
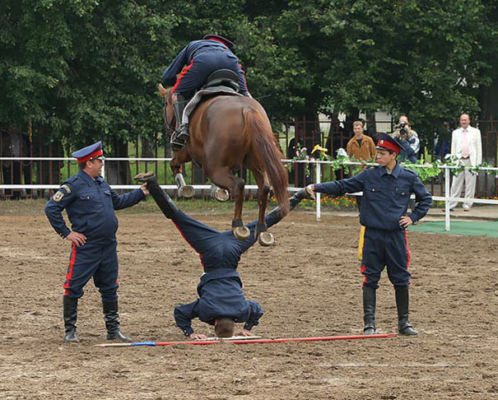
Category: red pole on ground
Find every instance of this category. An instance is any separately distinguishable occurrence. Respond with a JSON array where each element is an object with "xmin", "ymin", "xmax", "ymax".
[{"xmin": 153, "ymin": 333, "xmax": 397, "ymax": 347}]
